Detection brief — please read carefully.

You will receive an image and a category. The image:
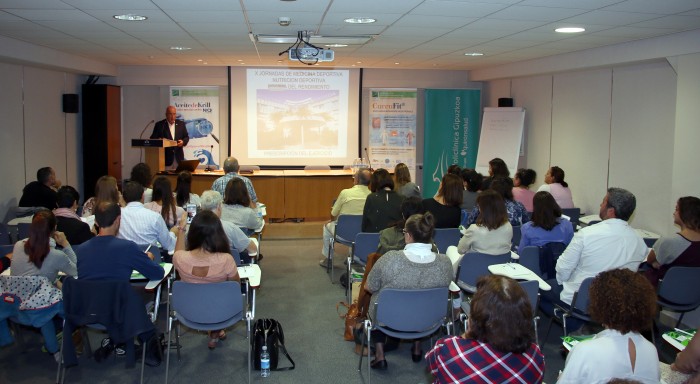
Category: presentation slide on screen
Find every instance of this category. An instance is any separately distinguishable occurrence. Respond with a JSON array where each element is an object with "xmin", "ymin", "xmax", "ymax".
[{"xmin": 230, "ymin": 68, "xmax": 360, "ymax": 167}]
